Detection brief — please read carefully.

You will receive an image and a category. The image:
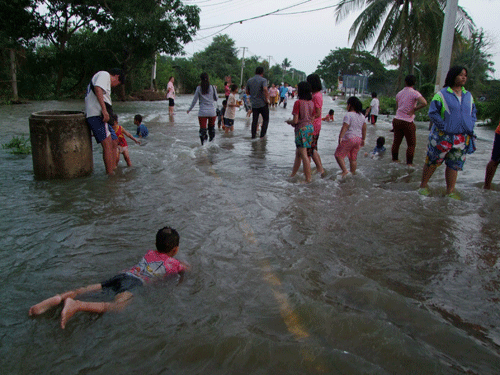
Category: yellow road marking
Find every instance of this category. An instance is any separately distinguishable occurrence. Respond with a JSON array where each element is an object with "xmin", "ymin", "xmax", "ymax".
[{"xmin": 208, "ymin": 166, "xmax": 310, "ymax": 341}]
